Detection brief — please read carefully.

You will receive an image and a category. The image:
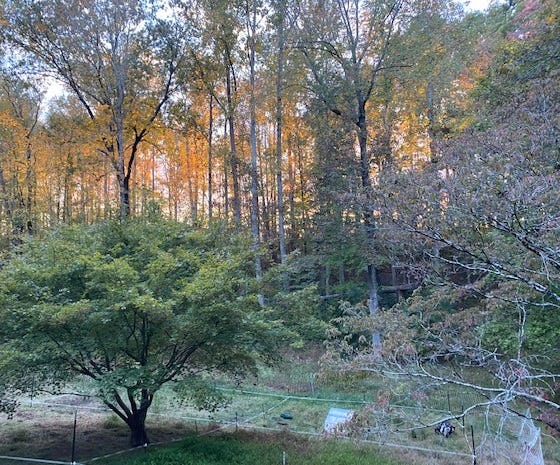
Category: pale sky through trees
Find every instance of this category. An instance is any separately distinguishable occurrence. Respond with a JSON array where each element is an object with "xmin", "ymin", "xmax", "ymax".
[
  {"xmin": 40, "ymin": 0, "xmax": 493, "ymax": 106},
  {"xmin": 464, "ymin": 0, "xmax": 492, "ymax": 11}
]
